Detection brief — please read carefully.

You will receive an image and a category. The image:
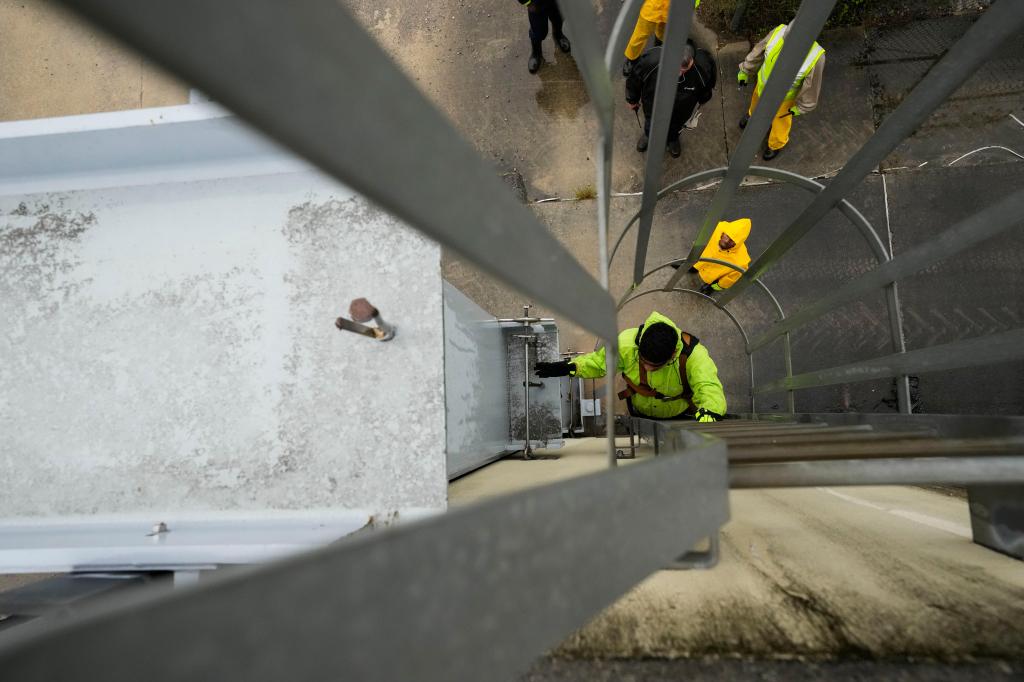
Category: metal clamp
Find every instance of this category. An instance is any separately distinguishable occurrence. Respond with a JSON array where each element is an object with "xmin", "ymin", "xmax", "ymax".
[{"xmin": 667, "ymin": 535, "xmax": 720, "ymax": 570}]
